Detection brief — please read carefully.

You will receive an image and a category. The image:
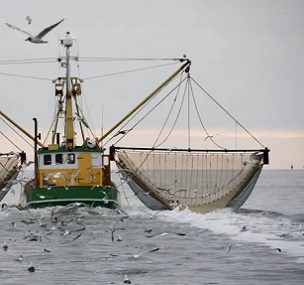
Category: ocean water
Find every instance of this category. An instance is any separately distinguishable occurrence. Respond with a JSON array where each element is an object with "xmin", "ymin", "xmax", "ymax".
[{"xmin": 0, "ymin": 169, "xmax": 303, "ymax": 284}]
